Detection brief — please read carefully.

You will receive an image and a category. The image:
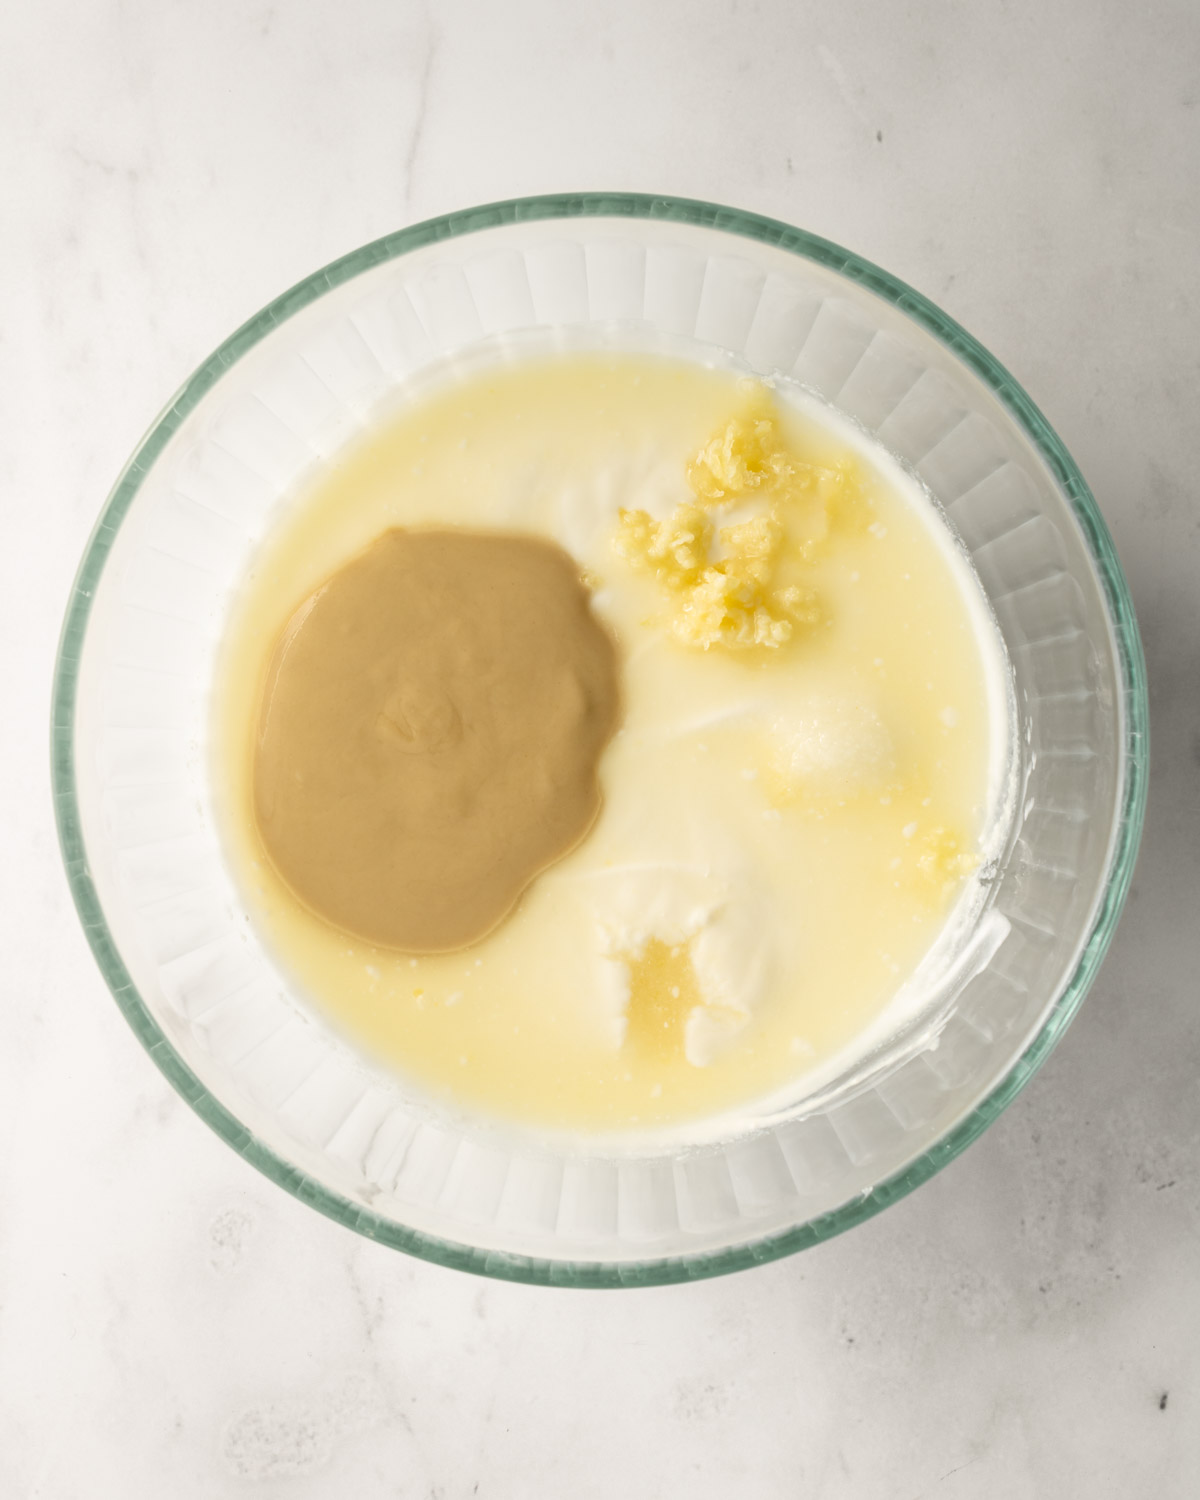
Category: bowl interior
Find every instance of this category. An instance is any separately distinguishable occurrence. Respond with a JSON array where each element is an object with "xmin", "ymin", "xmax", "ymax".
[{"xmin": 55, "ymin": 196, "xmax": 1146, "ymax": 1284}]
